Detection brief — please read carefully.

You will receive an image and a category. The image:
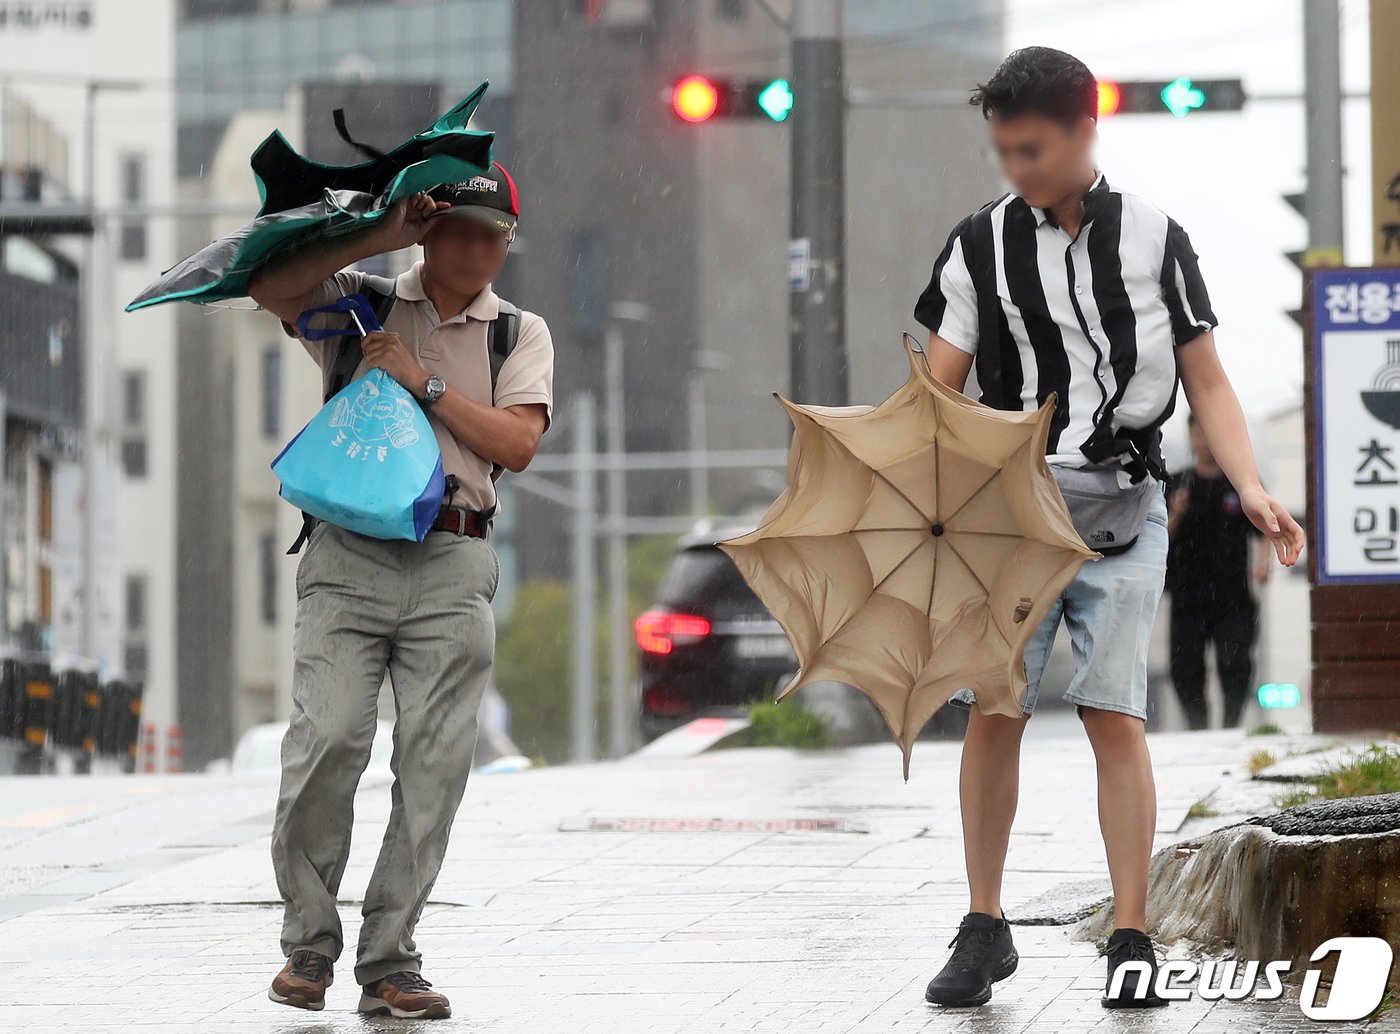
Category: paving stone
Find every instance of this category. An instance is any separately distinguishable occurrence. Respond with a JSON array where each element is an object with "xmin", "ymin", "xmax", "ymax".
[{"xmin": 0, "ymin": 730, "xmax": 1395, "ymax": 1032}]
